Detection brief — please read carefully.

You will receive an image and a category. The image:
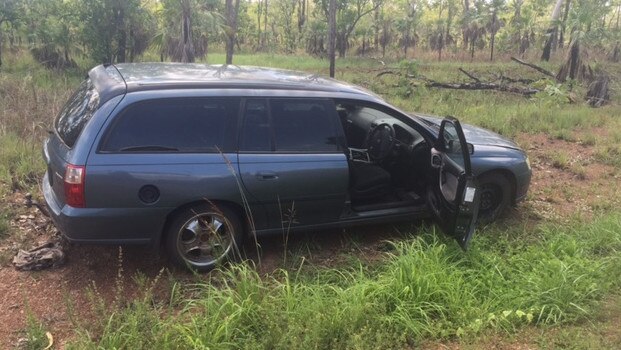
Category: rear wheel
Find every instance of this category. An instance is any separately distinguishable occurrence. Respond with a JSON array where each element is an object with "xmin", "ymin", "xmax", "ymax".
[
  {"xmin": 165, "ymin": 203, "xmax": 242, "ymax": 272},
  {"xmin": 477, "ymin": 173, "xmax": 512, "ymax": 224}
]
